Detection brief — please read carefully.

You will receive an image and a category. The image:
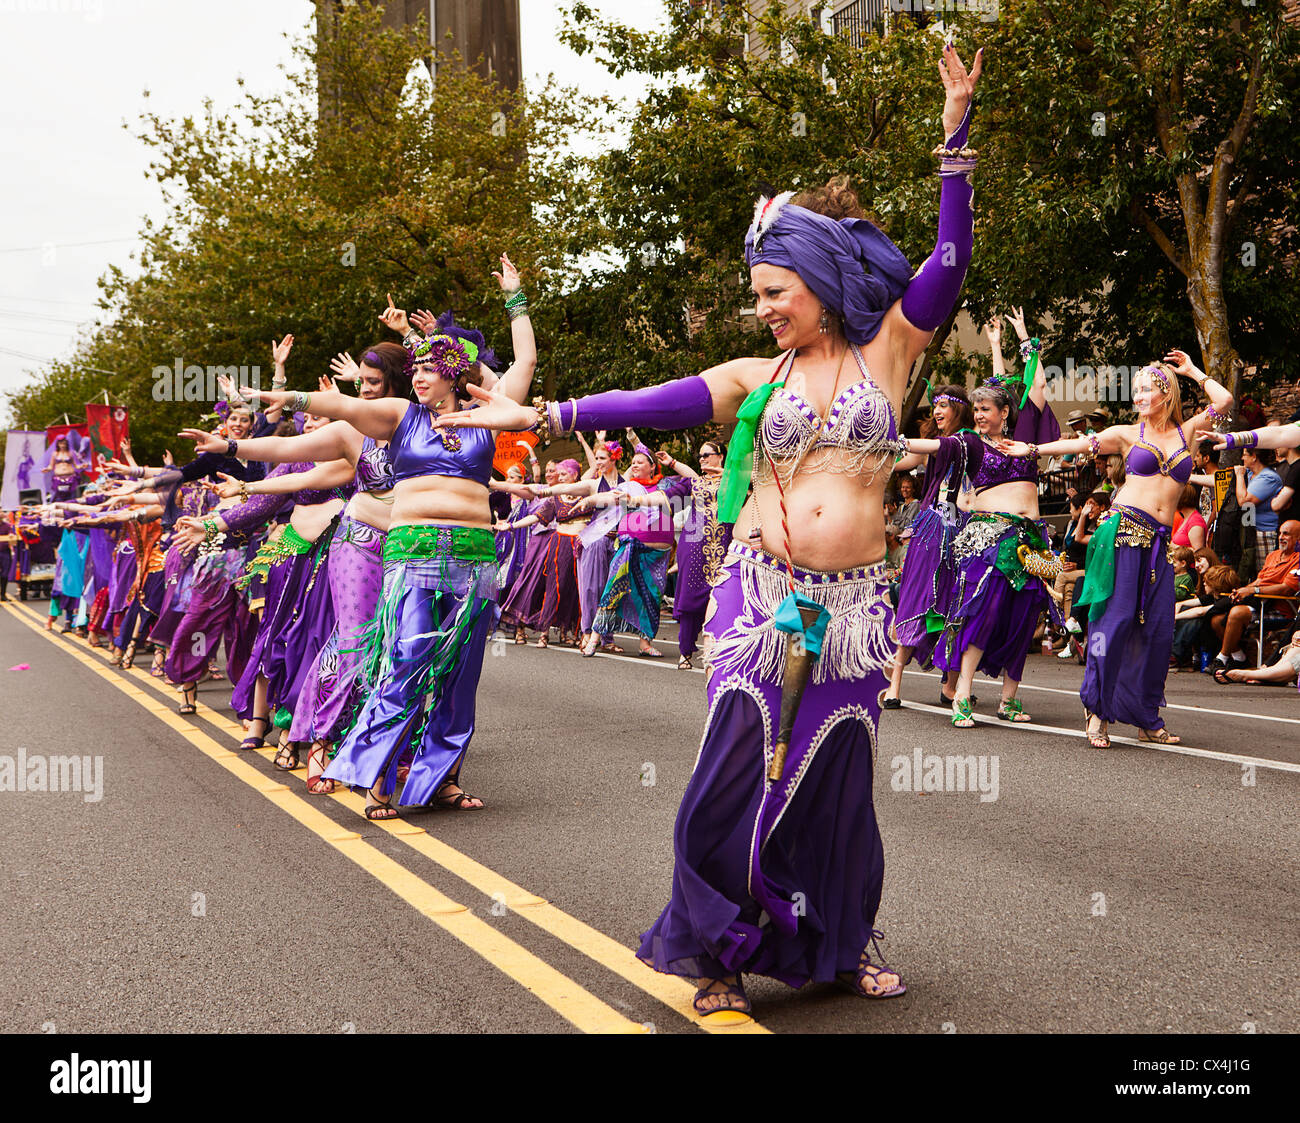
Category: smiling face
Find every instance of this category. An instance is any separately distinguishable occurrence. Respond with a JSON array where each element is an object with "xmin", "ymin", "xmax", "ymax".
[
  {"xmin": 1194, "ymin": 555, "xmax": 1210, "ymax": 575},
  {"xmin": 544, "ymin": 461, "xmax": 559, "ymax": 486},
  {"xmin": 629, "ymin": 452, "xmax": 654, "ymax": 482},
  {"xmin": 1131, "ymin": 371, "xmax": 1163, "ymax": 420},
  {"xmin": 410, "ymin": 361, "xmax": 456, "ymax": 408},
  {"xmin": 226, "ymin": 410, "xmax": 253, "ymax": 440},
  {"xmin": 507, "ymin": 465, "xmax": 524, "ymax": 484},
  {"xmin": 594, "ymin": 447, "xmax": 612, "ymax": 475},
  {"xmin": 557, "ymin": 464, "xmax": 579, "ymax": 485},
  {"xmin": 750, "ymin": 263, "xmax": 823, "ymax": 351},
  {"xmin": 898, "ymin": 476, "xmax": 914, "ymax": 501},
  {"xmin": 972, "ymin": 396, "xmax": 1008, "ymax": 436}
]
